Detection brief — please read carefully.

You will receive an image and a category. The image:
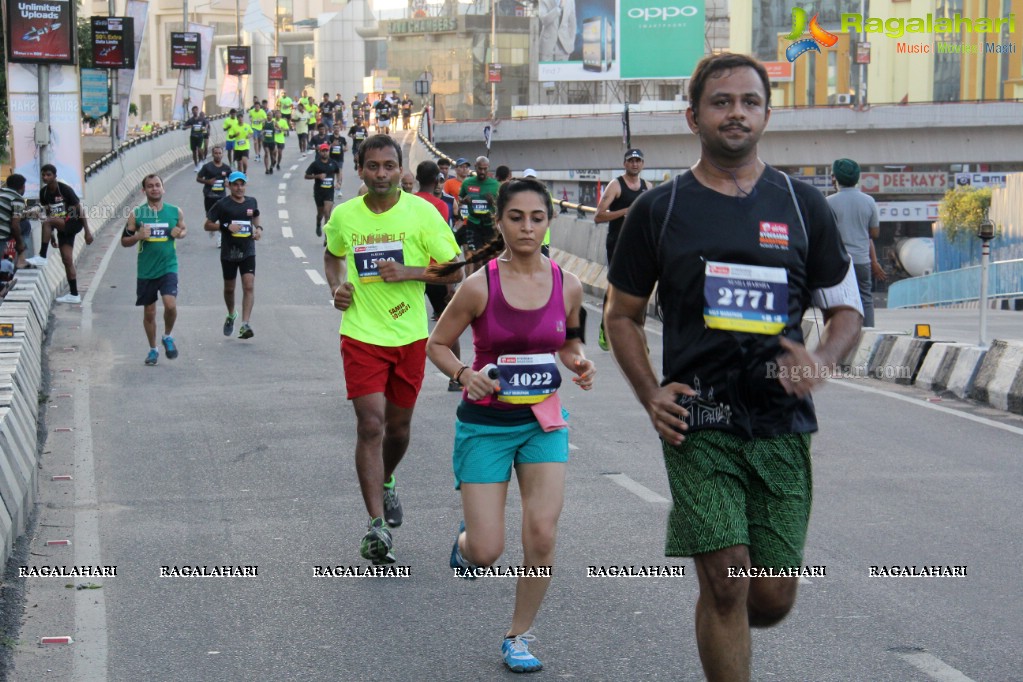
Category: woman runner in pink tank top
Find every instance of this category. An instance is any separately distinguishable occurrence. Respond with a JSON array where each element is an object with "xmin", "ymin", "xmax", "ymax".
[{"xmin": 427, "ymin": 179, "xmax": 595, "ymax": 674}]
